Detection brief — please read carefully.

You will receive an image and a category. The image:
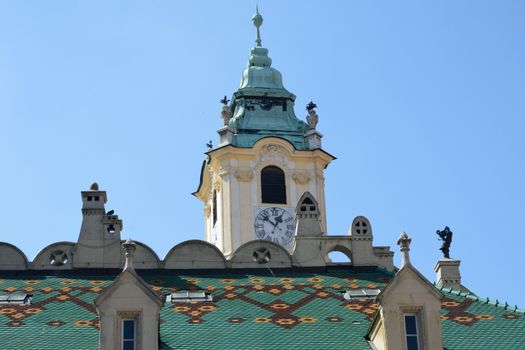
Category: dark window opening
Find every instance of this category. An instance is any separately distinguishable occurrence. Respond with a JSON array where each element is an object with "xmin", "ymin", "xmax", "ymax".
[
  {"xmin": 300, "ymin": 197, "xmax": 316, "ymax": 212},
  {"xmin": 122, "ymin": 319, "xmax": 136, "ymax": 350},
  {"xmin": 212, "ymin": 190, "xmax": 217, "ymax": 227},
  {"xmin": 87, "ymin": 196, "xmax": 93, "ymax": 201},
  {"xmin": 94, "ymin": 196, "xmax": 100, "ymax": 201},
  {"xmin": 261, "ymin": 166, "xmax": 286, "ymax": 204},
  {"xmin": 107, "ymin": 224, "xmax": 116, "ymax": 234},
  {"xmin": 404, "ymin": 314, "xmax": 419, "ymax": 350}
]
